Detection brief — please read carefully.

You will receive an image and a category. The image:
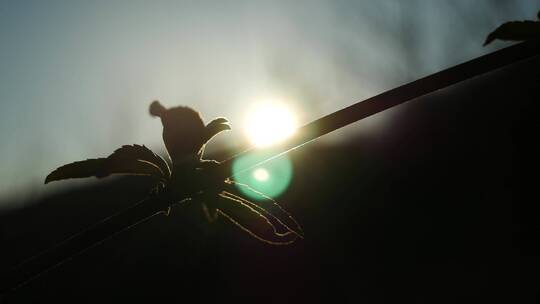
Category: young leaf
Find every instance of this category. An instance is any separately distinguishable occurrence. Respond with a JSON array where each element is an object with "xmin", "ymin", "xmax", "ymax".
[
  {"xmin": 45, "ymin": 145, "xmax": 169, "ymax": 184},
  {"xmin": 204, "ymin": 118, "xmax": 231, "ymax": 143},
  {"xmin": 223, "ymin": 181, "xmax": 304, "ymax": 238},
  {"xmin": 150, "ymin": 102, "xmax": 208, "ymax": 165},
  {"xmin": 212, "ymin": 180, "xmax": 303, "ymax": 245},
  {"xmin": 484, "ymin": 20, "xmax": 540, "ymax": 46},
  {"xmin": 215, "ymin": 193, "xmax": 299, "ymax": 245},
  {"xmin": 197, "ymin": 118, "xmax": 231, "ymax": 159}
]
